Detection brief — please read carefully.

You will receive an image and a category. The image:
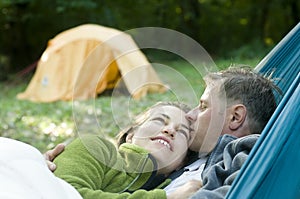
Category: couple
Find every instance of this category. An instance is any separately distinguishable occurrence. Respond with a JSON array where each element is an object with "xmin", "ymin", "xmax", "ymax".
[
  {"xmin": 0, "ymin": 66, "xmax": 278, "ymax": 199},
  {"xmin": 44, "ymin": 67, "xmax": 279, "ymax": 199}
]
